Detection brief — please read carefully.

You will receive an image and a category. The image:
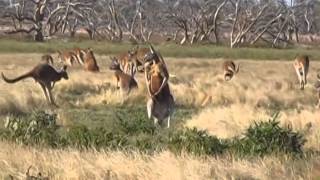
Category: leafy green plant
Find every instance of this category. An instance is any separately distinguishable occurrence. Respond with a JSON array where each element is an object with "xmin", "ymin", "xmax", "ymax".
[
  {"xmin": 2, "ymin": 110, "xmax": 59, "ymax": 147},
  {"xmin": 0, "ymin": 111, "xmax": 307, "ymax": 157},
  {"xmin": 231, "ymin": 113, "xmax": 306, "ymax": 156},
  {"xmin": 168, "ymin": 128, "xmax": 227, "ymax": 156},
  {"xmin": 63, "ymin": 126, "xmax": 128, "ymax": 149}
]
